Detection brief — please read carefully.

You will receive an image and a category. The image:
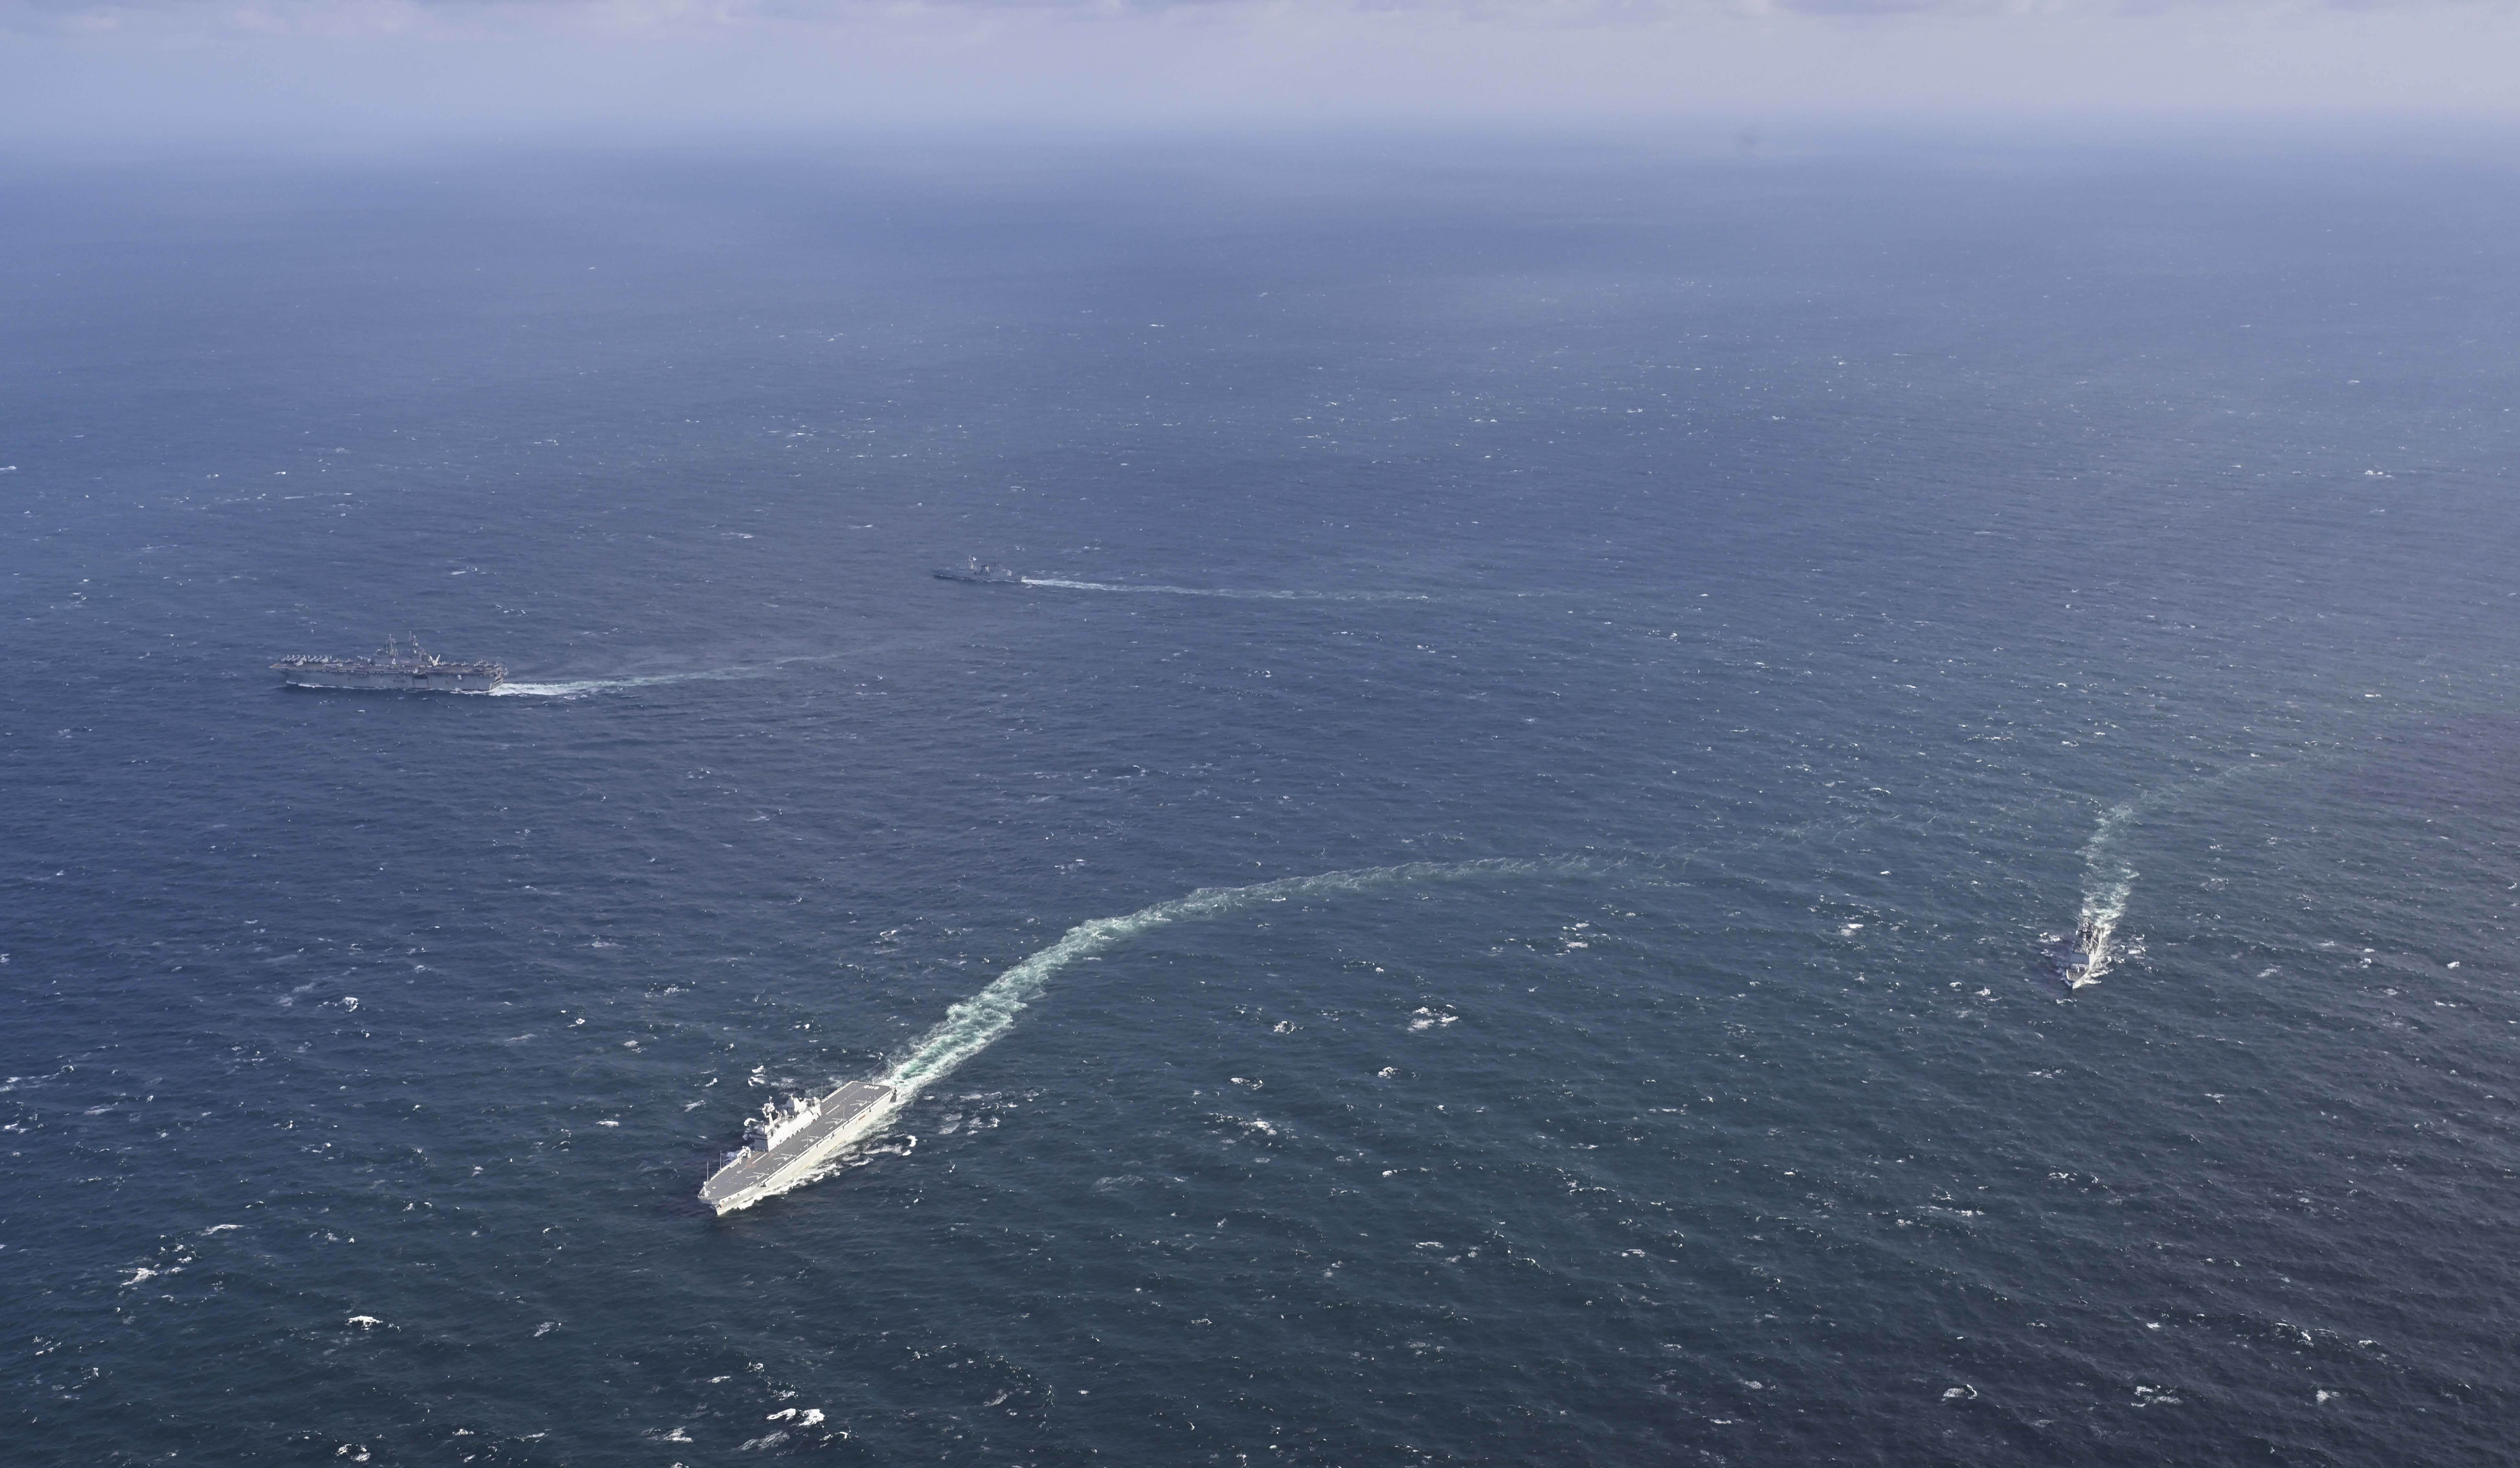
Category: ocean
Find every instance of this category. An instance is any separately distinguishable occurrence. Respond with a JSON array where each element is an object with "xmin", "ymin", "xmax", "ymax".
[{"xmin": 4, "ymin": 131, "xmax": 2517, "ymax": 1465}]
